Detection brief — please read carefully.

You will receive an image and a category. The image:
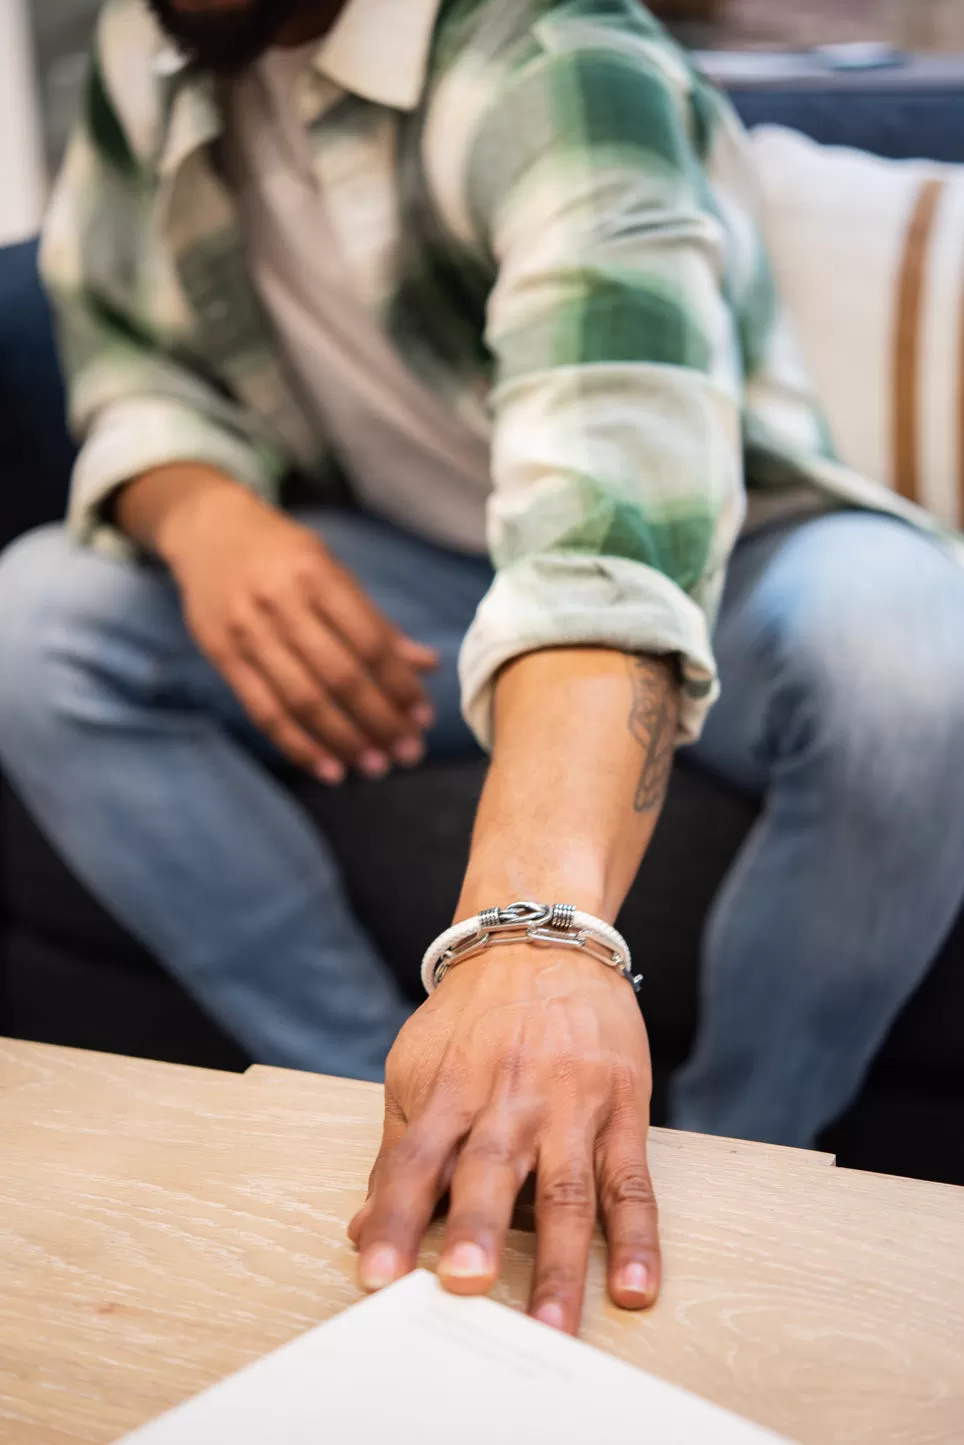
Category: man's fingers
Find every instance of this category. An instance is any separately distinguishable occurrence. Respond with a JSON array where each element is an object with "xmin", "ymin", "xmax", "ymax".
[
  {"xmin": 346, "ymin": 1197, "xmax": 373, "ymax": 1248},
  {"xmin": 218, "ymin": 651, "xmax": 346, "ymax": 783},
  {"xmin": 308, "ymin": 568, "xmax": 433, "ymax": 719},
  {"xmin": 529, "ymin": 1133, "xmax": 598, "ymax": 1336},
  {"xmin": 269, "ymin": 595, "xmax": 426, "ymax": 764},
  {"xmin": 382, "ymin": 637, "xmax": 440, "ymax": 731},
  {"xmin": 373, "ymin": 644, "xmax": 436, "ymax": 722},
  {"xmin": 229, "ymin": 608, "xmax": 381, "ymax": 770},
  {"xmin": 354, "ymin": 1109, "xmax": 464, "ymax": 1293},
  {"xmin": 348, "ymin": 1095, "xmax": 407, "ymax": 1247},
  {"xmin": 395, "ymin": 635, "xmax": 441, "ymax": 672},
  {"xmin": 597, "ymin": 1117, "xmax": 661, "ymax": 1311},
  {"xmin": 437, "ymin": 1112, "xmax": 535, "ymax": 1296}
]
